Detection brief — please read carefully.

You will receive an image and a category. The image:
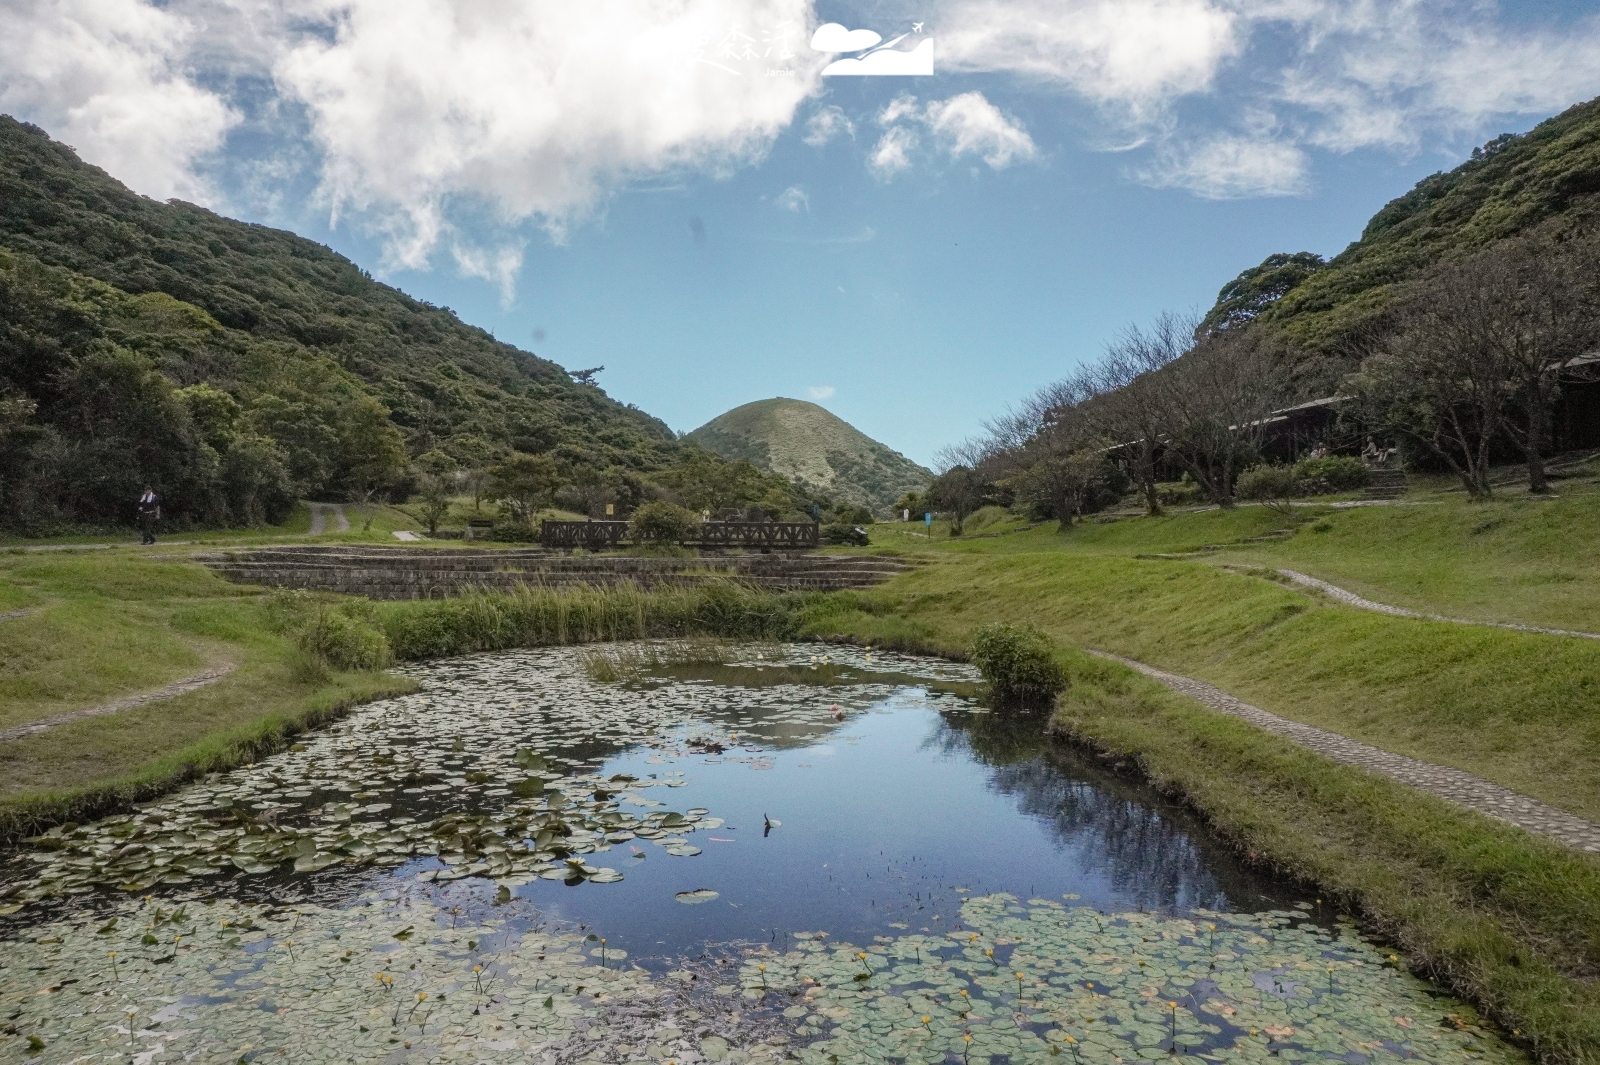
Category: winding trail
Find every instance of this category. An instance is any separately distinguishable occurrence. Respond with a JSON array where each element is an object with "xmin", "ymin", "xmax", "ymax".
[
  {"xmin": 1087, "ymin": 649, "xmax": 1600, "ymax": 853},
  {"xmin": 1277, "ymin": 569, "xmax": 1600, "ymax": 640},
  {"xmin": 307, "ymin": 502, "xmax": 350, "ymax": 535},
  {"xmin": 0, "ymin": 664, "xmax": 238, "ymax": 744}
]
